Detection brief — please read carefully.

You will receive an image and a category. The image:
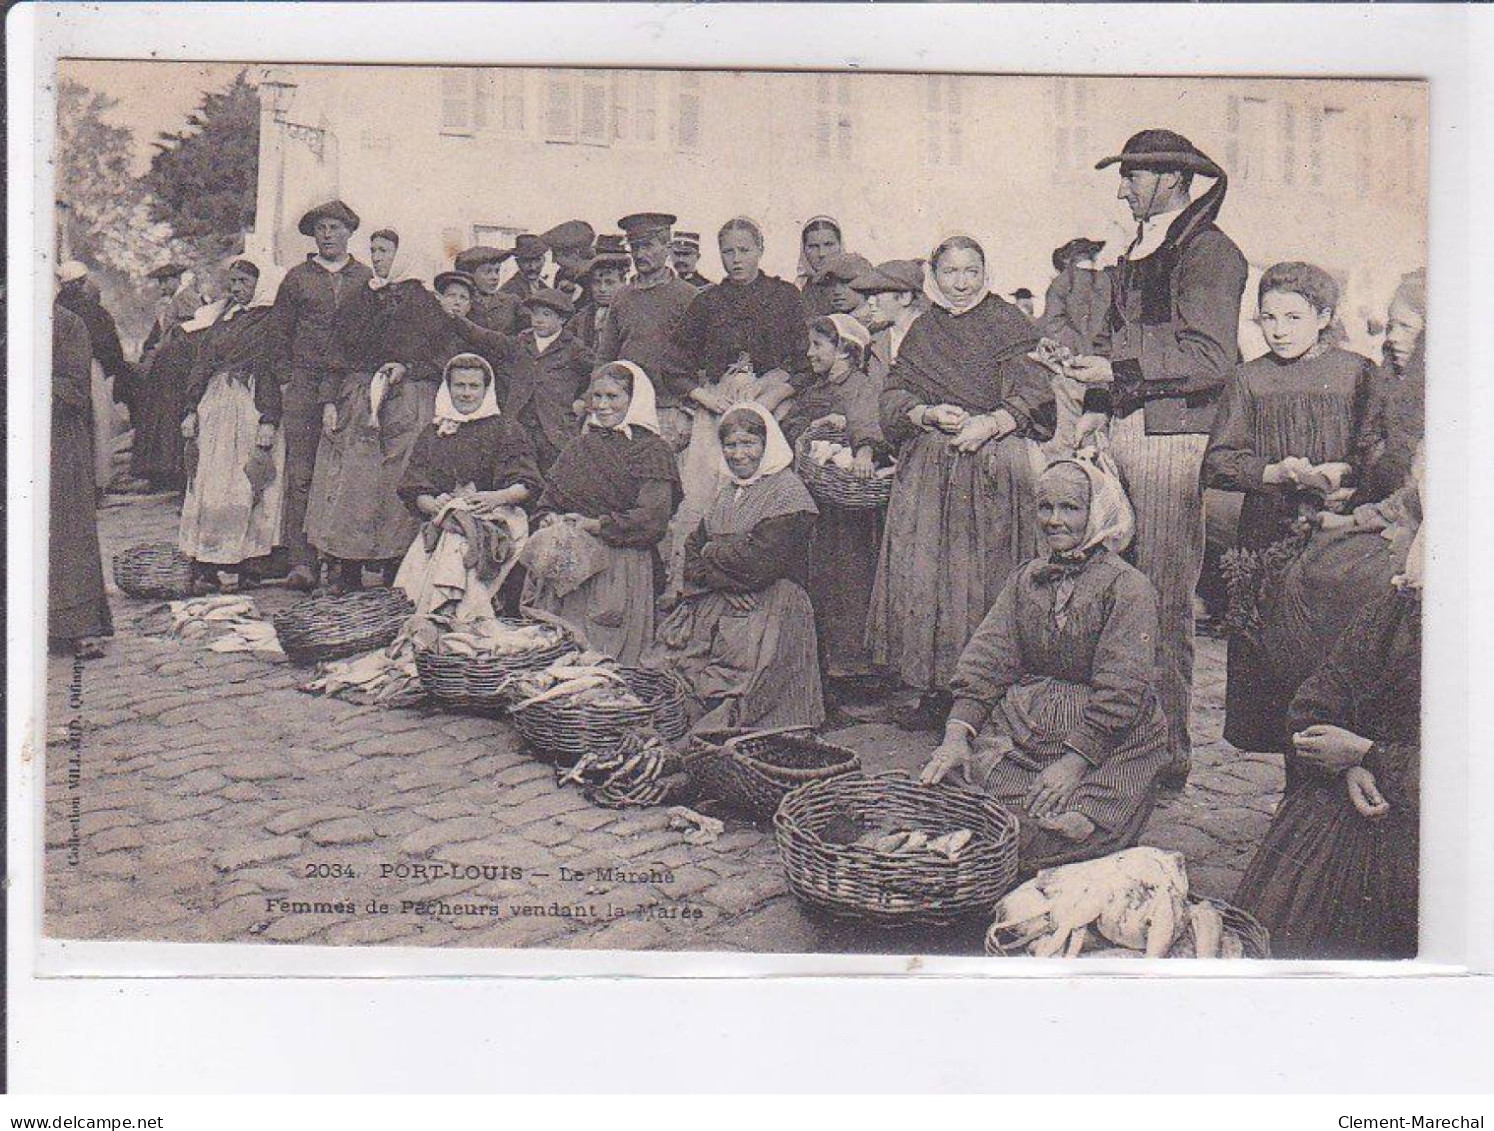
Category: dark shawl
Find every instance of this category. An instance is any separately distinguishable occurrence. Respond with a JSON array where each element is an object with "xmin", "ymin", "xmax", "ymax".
[
  {"xmin": 396, "ymin": 415, "xmax": 543, "ymax": 515},
  {"xmin": 668, "ymin": 273, "xmax": 811, "ymax": 391},
  {"xmin": 538, "ymin": 427, "xmax": 683, "ymax": 549},
  {"xmin": 333, "ymin": 279, "xmax": 451, "ymax": 382},
  {"xmin": 182, "ymin": 305, "xmax": 282, "ymax": 423}
]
